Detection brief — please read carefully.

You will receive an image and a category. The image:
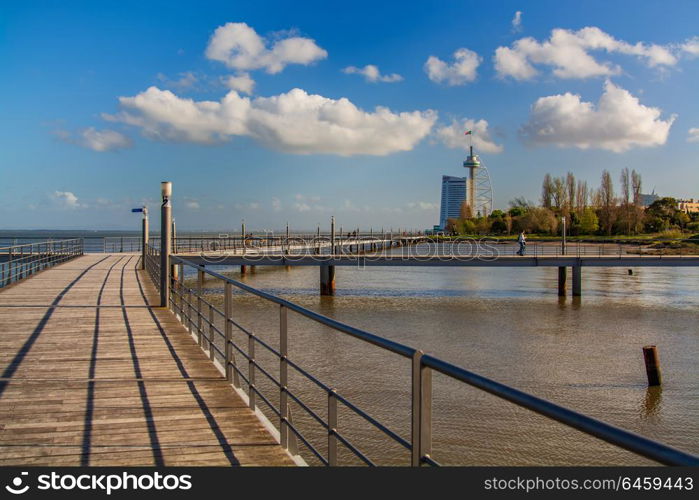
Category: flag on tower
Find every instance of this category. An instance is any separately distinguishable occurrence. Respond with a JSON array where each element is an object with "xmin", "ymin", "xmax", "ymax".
[{"xmin": 464, "ymin": 130, "xmax": 472, "ymax": 135}]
